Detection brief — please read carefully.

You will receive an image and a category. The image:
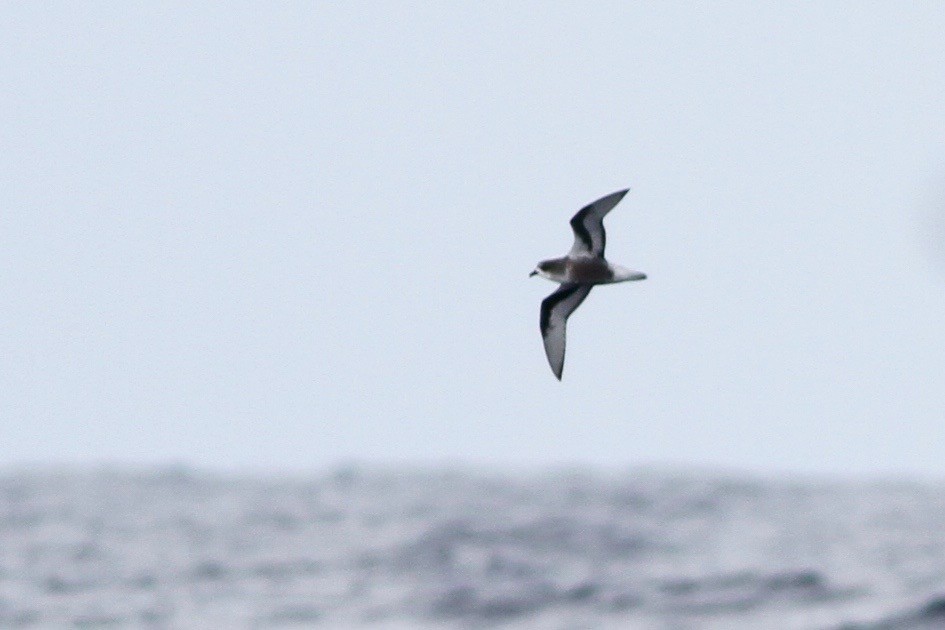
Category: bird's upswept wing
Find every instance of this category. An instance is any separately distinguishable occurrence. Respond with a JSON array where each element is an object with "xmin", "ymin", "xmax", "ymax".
[
  {"xmin": 568, "ymin": 189, "xmax": 629, "ymax": 257},
  {"xmin": 540, "ymin": 283, "xmax": 593, "ymax": 380}
]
